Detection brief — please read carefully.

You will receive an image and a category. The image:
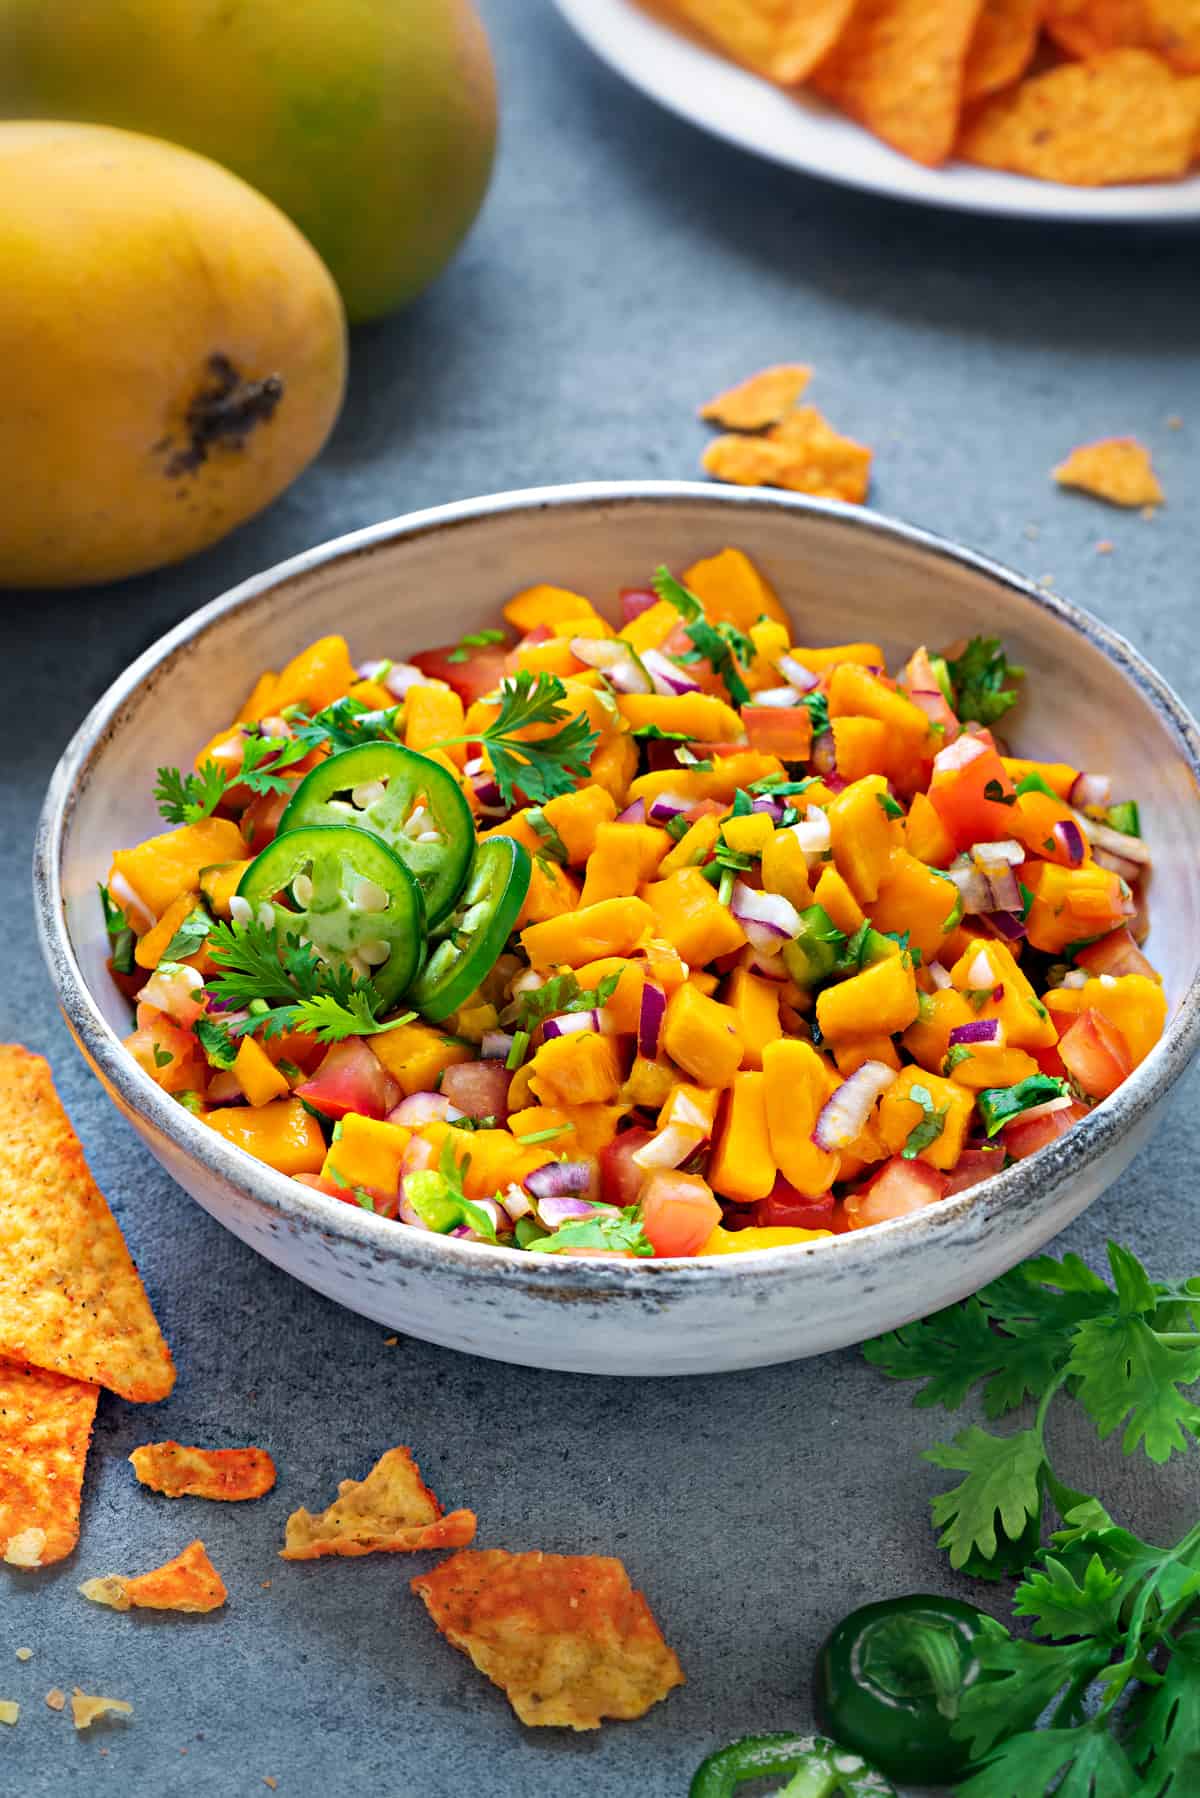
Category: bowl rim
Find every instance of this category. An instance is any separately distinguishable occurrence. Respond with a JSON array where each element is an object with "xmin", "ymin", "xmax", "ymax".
[{"xmin": 33, "ymin": 480, "xmax": 1200, "ymax": 1299}]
